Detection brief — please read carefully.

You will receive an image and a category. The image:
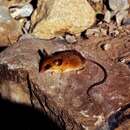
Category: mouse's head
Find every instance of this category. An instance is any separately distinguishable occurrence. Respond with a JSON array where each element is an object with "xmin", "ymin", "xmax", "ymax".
[{"xmin": 39, "ymin": 56, "xmax": 64, "ymax": 73}]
